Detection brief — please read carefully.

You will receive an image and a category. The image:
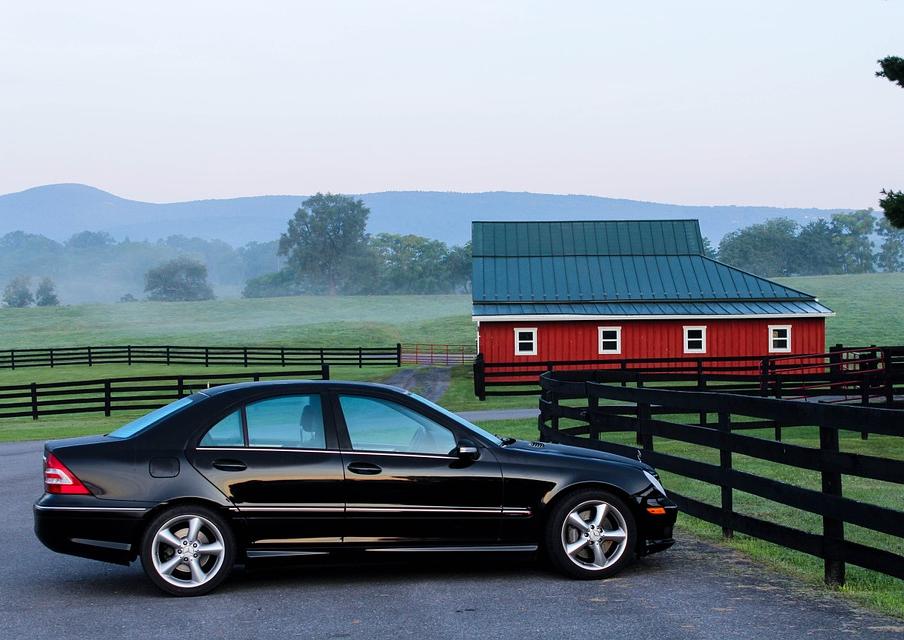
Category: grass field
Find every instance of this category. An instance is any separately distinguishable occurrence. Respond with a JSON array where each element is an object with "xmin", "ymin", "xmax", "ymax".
[{"xmin": 0, "ymin": 294, "xmax": 474, "ymax": 349}]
